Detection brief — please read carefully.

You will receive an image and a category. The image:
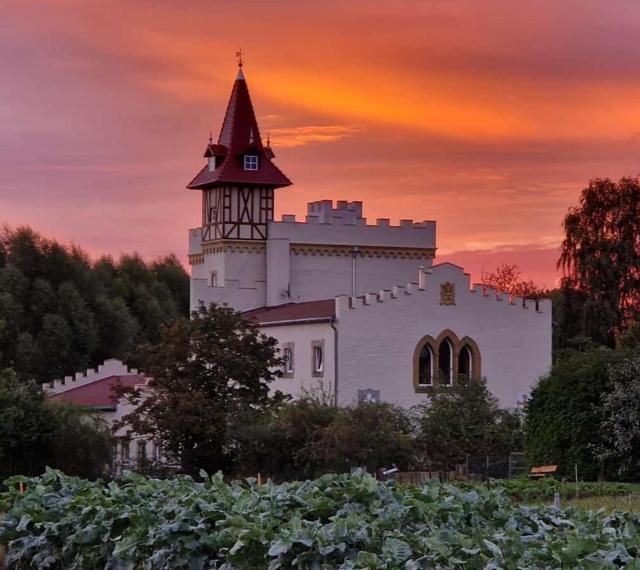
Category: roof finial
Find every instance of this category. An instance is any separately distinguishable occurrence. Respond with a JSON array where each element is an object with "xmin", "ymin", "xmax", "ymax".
[
  {"xmin": 235, "ymin": 49, "xmax": 244, "ymax": 68},
  {"xmin": 208, "ymin": 130, "xmax": 213, "ymax": 144},
  {"xmin": 266, "ymin": 133, "xmax": 271, "ymax": 148}
]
